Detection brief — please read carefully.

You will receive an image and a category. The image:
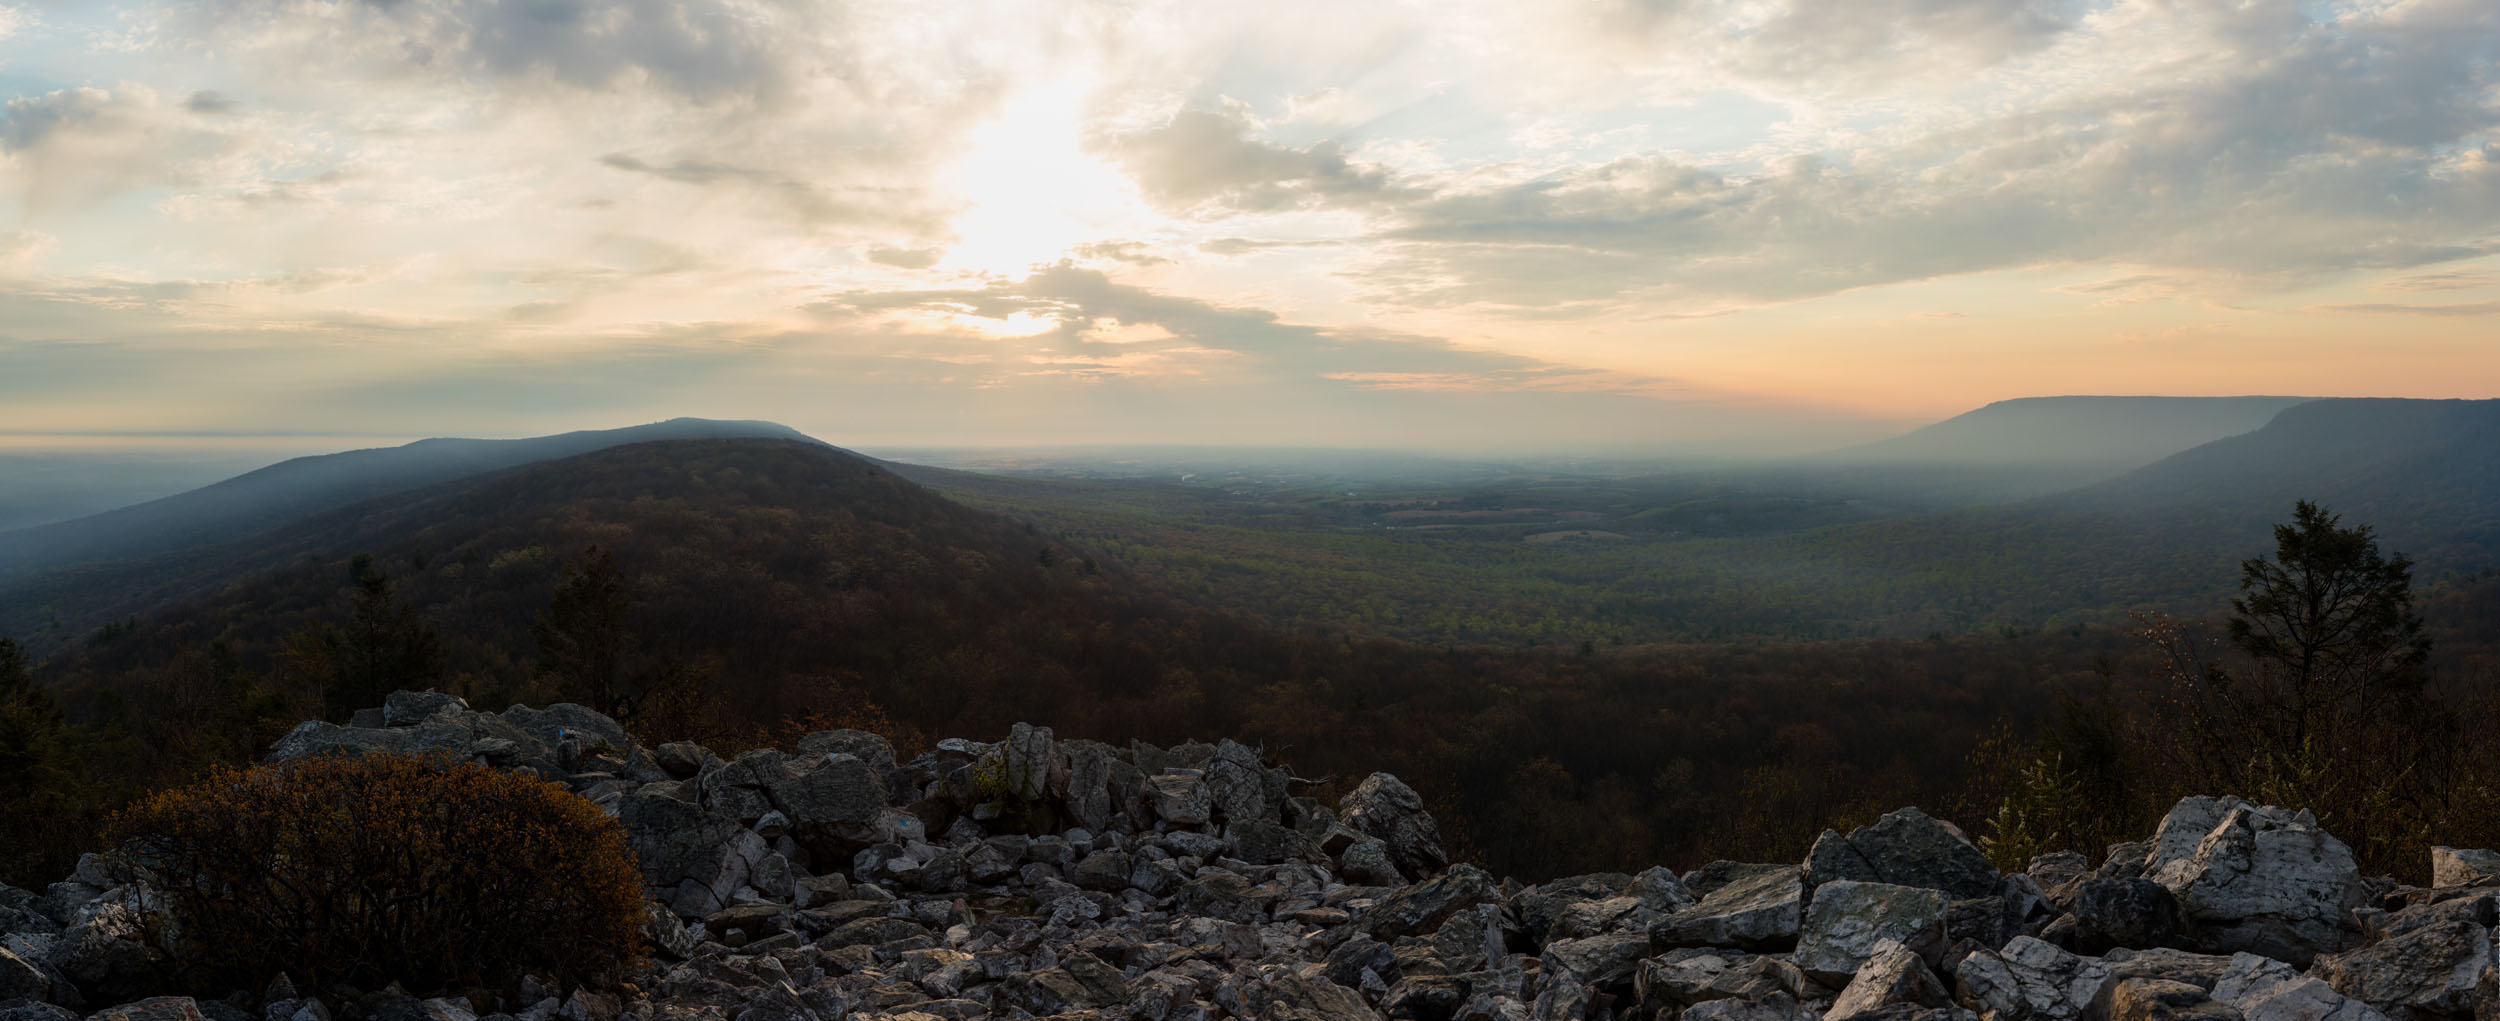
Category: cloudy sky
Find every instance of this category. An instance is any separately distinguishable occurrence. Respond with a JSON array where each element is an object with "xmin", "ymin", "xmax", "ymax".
[{"xmin": 0, "ymin": 0, "xmax": 2495, "ymax": 453}]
